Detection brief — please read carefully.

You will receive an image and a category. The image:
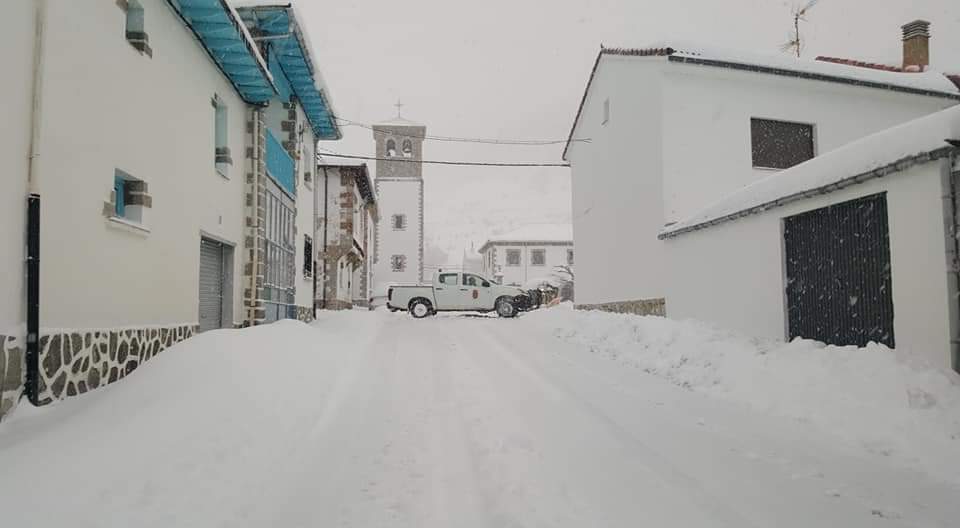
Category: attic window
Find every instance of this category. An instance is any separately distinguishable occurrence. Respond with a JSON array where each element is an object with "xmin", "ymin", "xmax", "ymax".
[
  {"xmin": 122, "ymin": 0, "xmax": 152, "ymax": 57},
  {"xmin": 751, "ymin": 118, "xmax": 815, "ymax": 170}
]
